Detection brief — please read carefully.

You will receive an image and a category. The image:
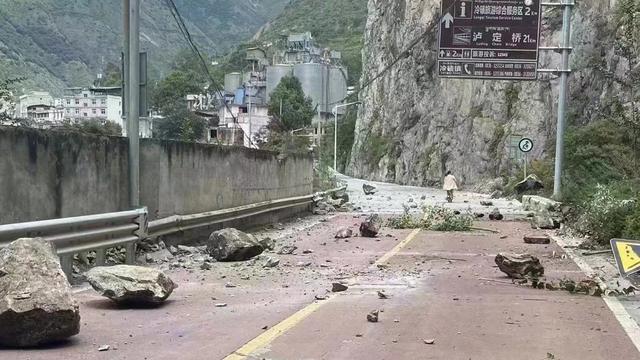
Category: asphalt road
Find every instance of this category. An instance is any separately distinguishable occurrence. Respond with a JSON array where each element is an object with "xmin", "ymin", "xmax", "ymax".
[{"xmin": 3, "ymin": 179, "xmax": 640, "ymax": 359}]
